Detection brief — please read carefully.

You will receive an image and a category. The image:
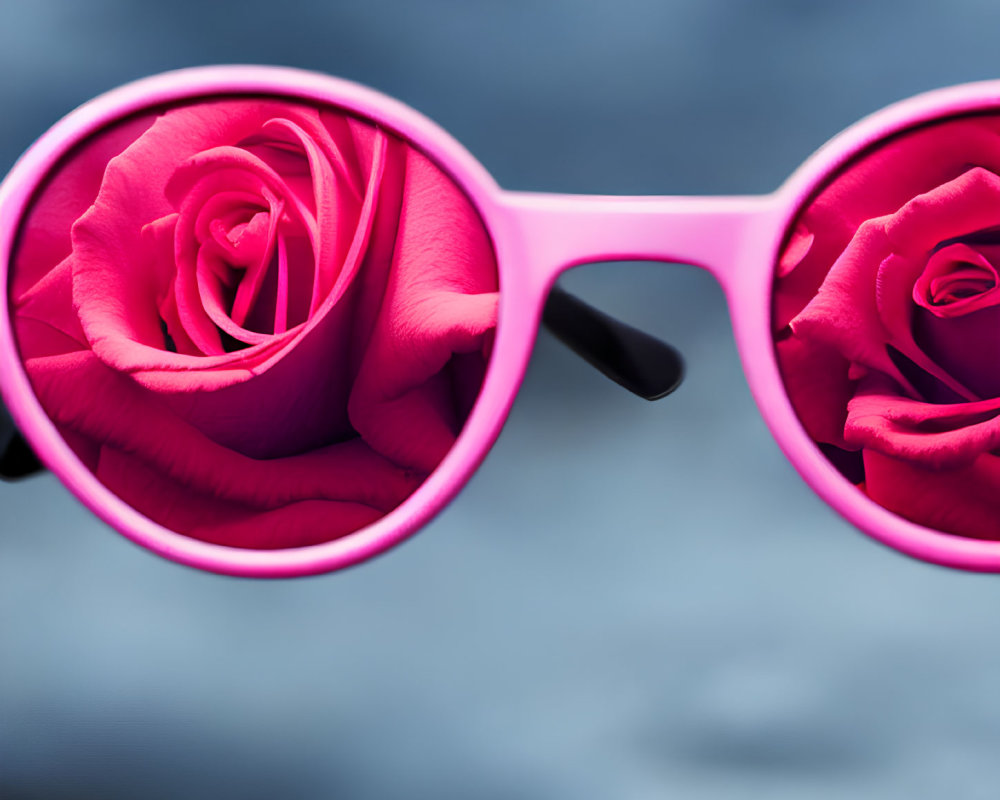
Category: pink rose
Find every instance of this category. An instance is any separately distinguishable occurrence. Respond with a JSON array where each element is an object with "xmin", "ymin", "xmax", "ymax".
[
  {"xmin": 775, "ymin": 115, "xmax": 1000, "ymax": 539},
  {"xmin": 12, "ymin": 98, "xmax": 498, "ymax": 548}
]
